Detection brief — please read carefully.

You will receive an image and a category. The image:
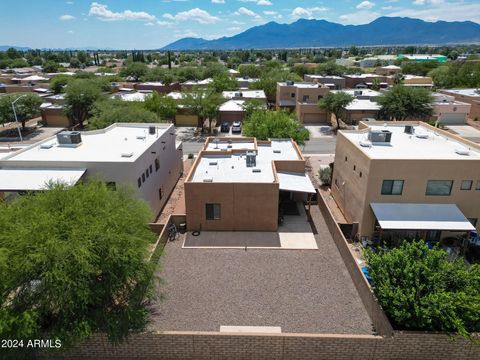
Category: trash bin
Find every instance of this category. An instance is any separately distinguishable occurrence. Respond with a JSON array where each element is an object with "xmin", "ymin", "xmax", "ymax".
[{"xmin": 179, "ymin": 223, "xmax": 187, "ymax": 234}]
